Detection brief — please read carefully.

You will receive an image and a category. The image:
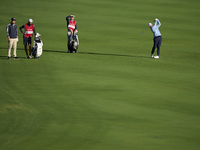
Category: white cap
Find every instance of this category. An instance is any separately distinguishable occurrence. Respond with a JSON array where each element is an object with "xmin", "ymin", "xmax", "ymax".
[
  {"xmin": 28, "ymin": 19, "xmax": 33, "ymax": 23},
  {"xmin": 148, "ymin": 23, "xmax": 152, "ymax": 27}
]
